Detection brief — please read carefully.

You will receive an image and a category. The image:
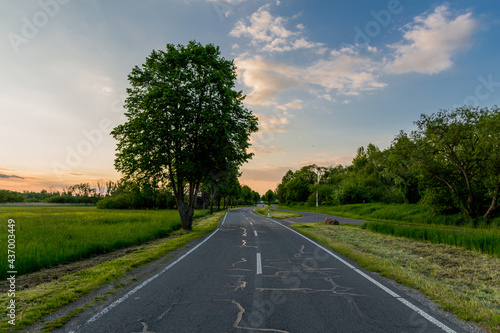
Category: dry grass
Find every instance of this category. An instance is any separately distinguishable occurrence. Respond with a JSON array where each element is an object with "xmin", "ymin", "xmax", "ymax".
[{"xmin": 292, "ymin": 223, "xmax": 500, "ymax": 332}]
